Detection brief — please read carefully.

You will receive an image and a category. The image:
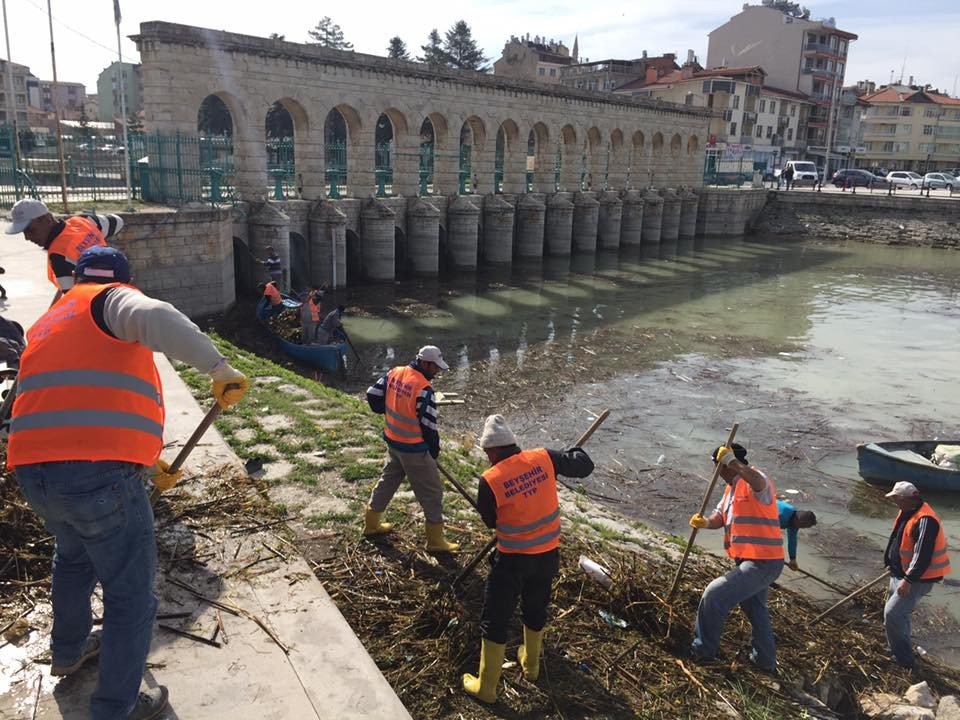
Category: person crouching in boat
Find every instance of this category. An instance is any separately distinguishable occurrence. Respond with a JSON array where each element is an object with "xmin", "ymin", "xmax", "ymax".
[{"xmin": 257, "ymin": 281, "xmax": 284, "ymax": 318}]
